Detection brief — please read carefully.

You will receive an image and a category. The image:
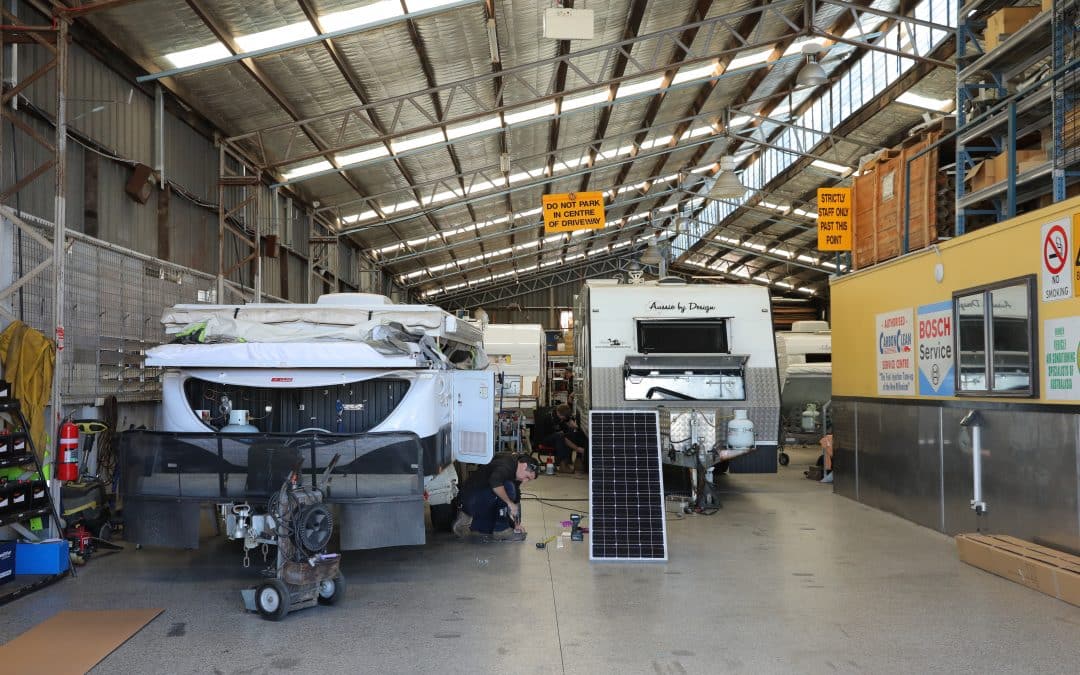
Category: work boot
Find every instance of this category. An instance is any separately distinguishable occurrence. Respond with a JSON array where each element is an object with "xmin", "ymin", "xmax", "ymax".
[
  {"xmin": 484, "ymin": 528, "xmax": 527, "ymax": 542},
  {"xmin": 452, "ymin": 510, "xmax": 473, "ymax": 538}
]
